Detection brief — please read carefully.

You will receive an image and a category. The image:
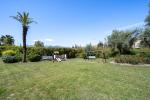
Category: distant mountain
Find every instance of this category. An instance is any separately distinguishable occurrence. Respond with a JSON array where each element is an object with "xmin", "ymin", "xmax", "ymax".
[
  {"xmin": 45, "ymin": 45, "xmax": 71, "ymax": 48},
  {"xmin": 22, "ymin": 45, "xmax": 71, "ymax": 48}
]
